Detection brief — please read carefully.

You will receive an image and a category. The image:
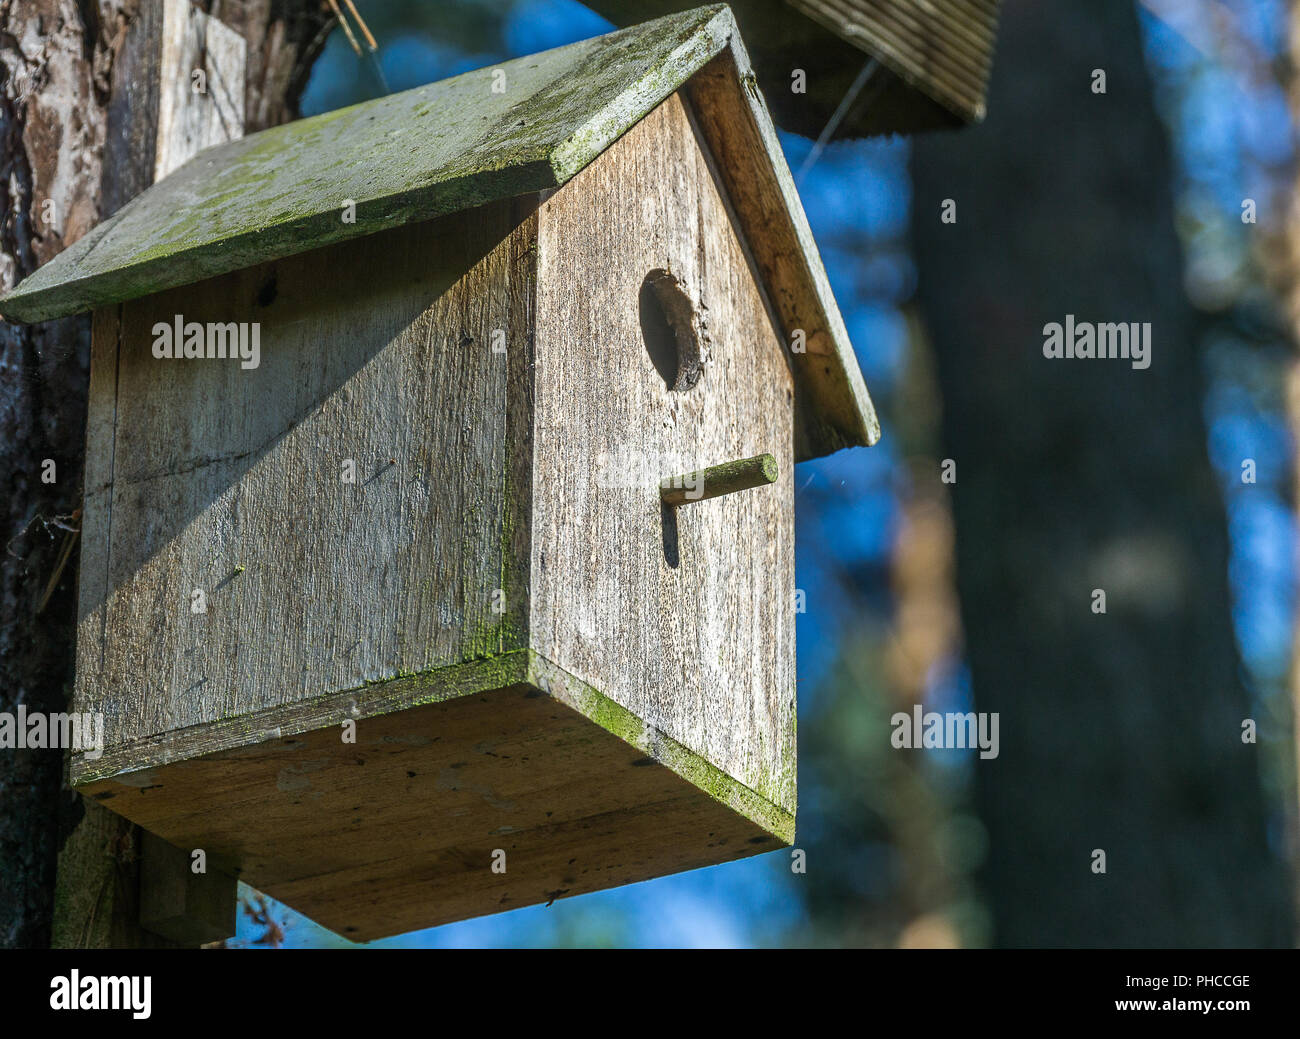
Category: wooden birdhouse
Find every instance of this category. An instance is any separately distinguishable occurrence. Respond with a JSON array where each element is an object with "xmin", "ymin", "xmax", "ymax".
[
  {"xmin": 587, "ymin": 0, "xmax": 1003, "ymax": 138},
  {"xmin": 0, "ymin": 4, "xmax": 878, "ymax": 940}
]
